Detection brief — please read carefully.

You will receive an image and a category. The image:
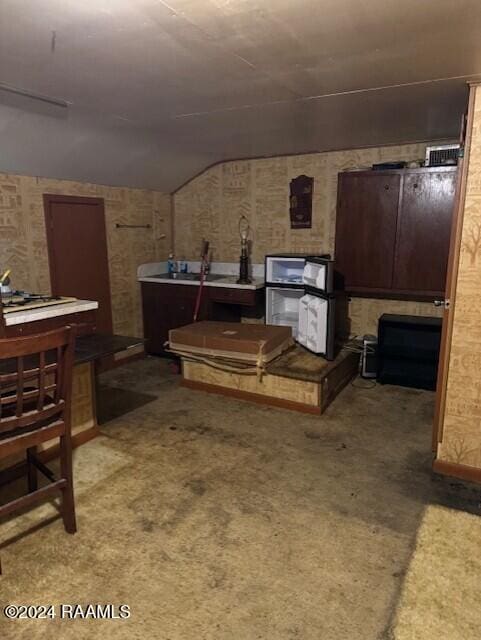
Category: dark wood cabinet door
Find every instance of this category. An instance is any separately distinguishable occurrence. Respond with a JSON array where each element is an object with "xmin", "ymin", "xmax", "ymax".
[
  {"xmin": 168, "ymin": 285, "xmax": 207, "ymax": 328},
  {"xmin": 141, "ymin": 283, "xmax": 210, "ymax": 356},
  {"xmin": 141, "ymin": 283, "xmax": 264, "ymax": 356},
  {"xmin": 393, "ymin": 168, "xmax": 456, "ymax": 294},
  {"xmin": 335, "ymin": 171, "xmax": 401, "ymax": 290},
  {"xmin": 141, "ymin": 283, "xmax": 168, "ymax": 355},
  {"xmin": 335, "ymin": 172, "xmax": 401, "ymax": 290}
]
